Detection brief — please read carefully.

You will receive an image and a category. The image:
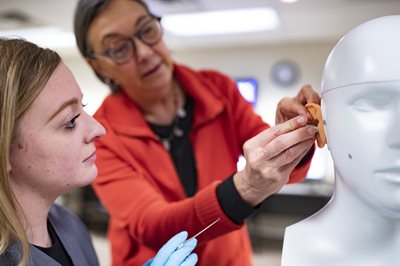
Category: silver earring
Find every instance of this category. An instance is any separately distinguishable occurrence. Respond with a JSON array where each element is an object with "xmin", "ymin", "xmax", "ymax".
[{"xmin": 104, "ymin": 77, "xmax": 112, "ymax": 86}]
